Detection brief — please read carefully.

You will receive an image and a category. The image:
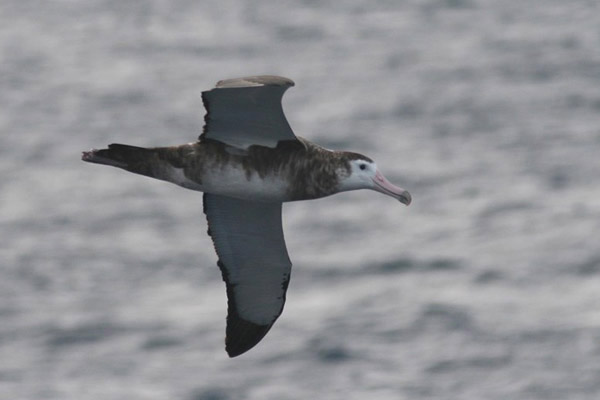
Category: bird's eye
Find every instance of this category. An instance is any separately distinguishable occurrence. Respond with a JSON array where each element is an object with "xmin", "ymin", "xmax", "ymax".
[{"xmin": 359, "ymin": 164, "xmax": 367, "ymax": 170}]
